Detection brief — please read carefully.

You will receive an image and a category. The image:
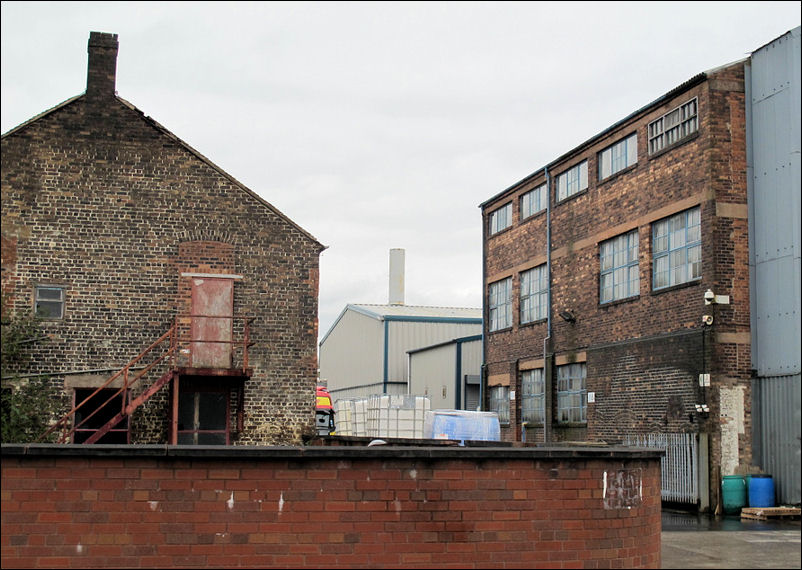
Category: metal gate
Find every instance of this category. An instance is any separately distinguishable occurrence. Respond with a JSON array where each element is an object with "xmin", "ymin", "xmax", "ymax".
[{"xmin": 626, "ymin": 433, "xmax": 699, "ymax": 504}]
